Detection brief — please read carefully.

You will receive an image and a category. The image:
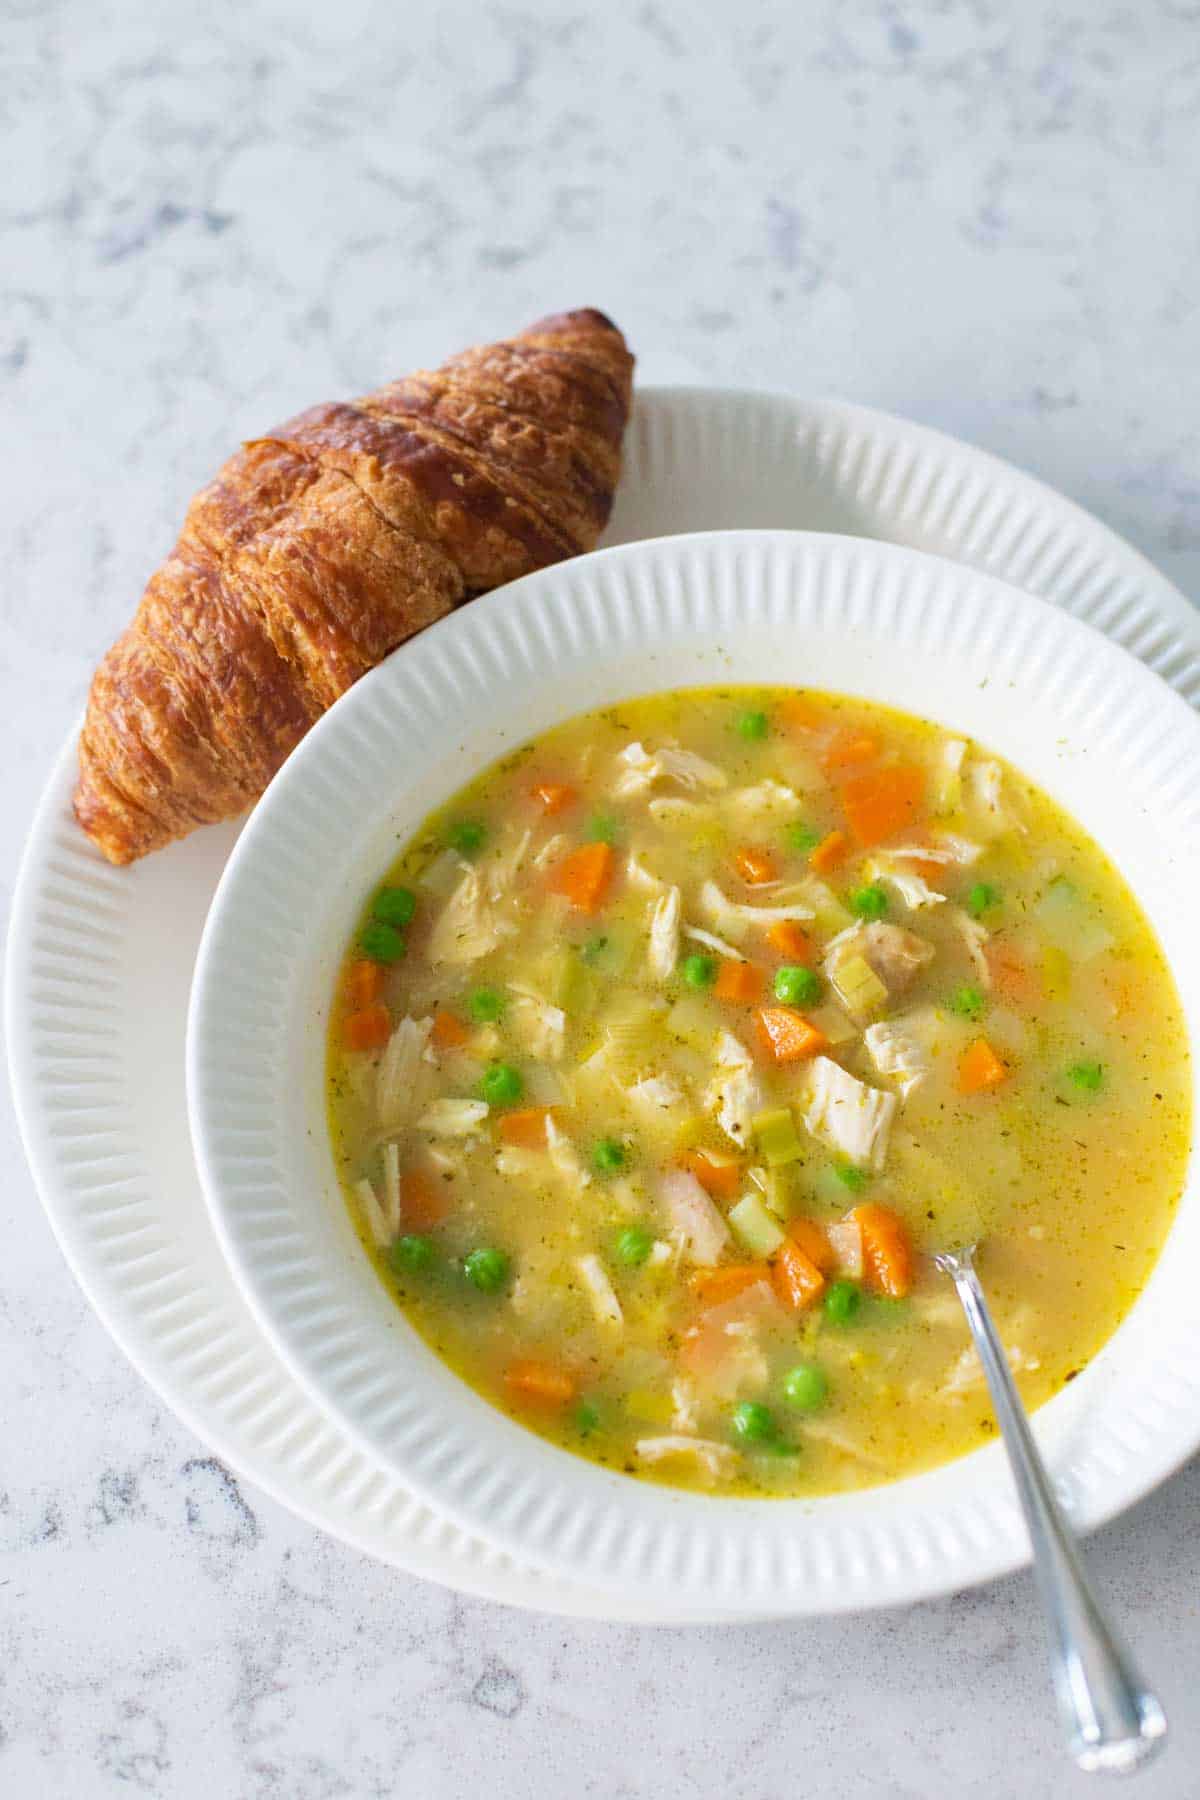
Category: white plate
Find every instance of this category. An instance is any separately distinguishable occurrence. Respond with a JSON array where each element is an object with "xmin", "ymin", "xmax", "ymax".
[
  {"xmin": 190, "ymin": 526, "xmax": 1200, "ymax": 1617},
  {"xmin": 8, "ymin": 387, "xmax": 1200, "ymax": 1621}
]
